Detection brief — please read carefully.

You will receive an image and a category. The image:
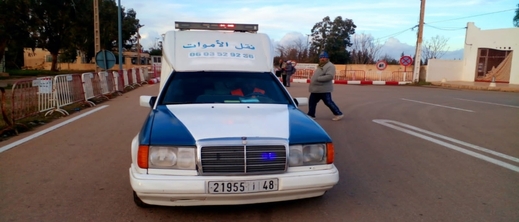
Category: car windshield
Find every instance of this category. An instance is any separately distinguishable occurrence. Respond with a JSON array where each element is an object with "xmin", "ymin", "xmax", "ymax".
[{"xmin": 159, "ymin": 71, "xmax": 291, "ymax": 105}]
